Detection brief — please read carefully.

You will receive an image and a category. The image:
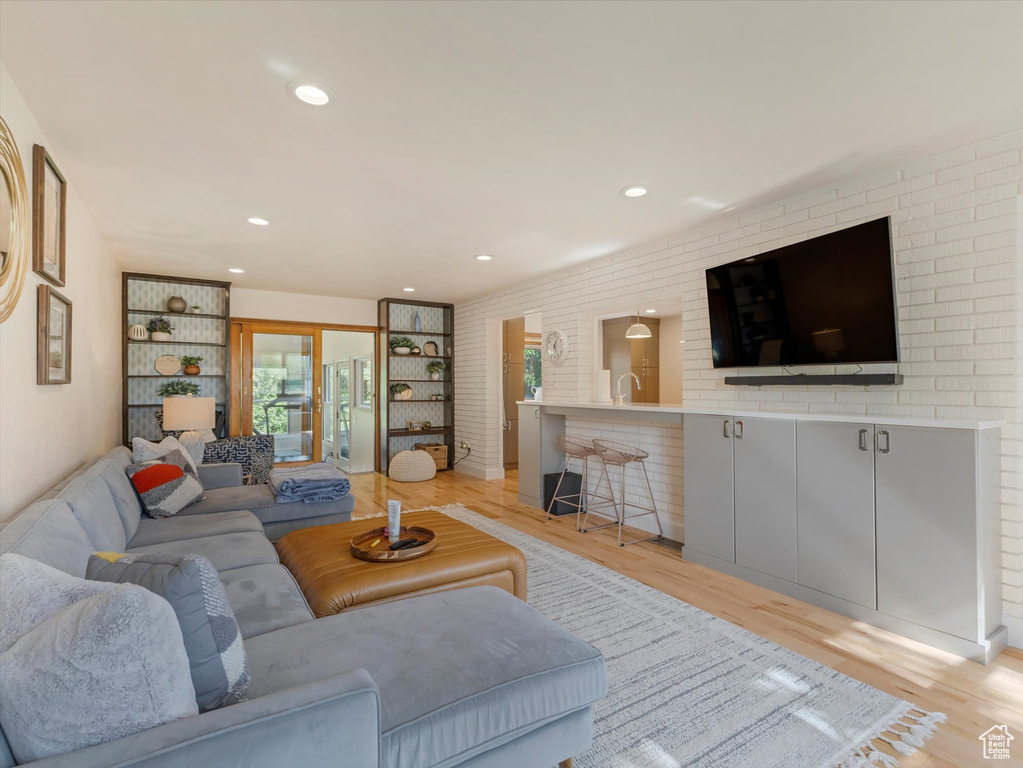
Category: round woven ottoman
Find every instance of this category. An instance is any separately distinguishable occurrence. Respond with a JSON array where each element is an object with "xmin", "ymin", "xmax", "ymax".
[{"xmin": 388, "ymin": 450, "xmax": 437, "ymax": 482}]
